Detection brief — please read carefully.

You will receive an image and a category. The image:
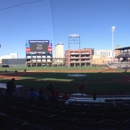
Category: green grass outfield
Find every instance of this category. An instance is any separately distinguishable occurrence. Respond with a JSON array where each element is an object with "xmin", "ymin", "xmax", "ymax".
[
  {"xmin": 0, "ymin": 66, "xmax": 108, "ymax": 71},
  {"xmin": 0, "ymin": 66, "xmax": 129, "ymax": 95}
]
